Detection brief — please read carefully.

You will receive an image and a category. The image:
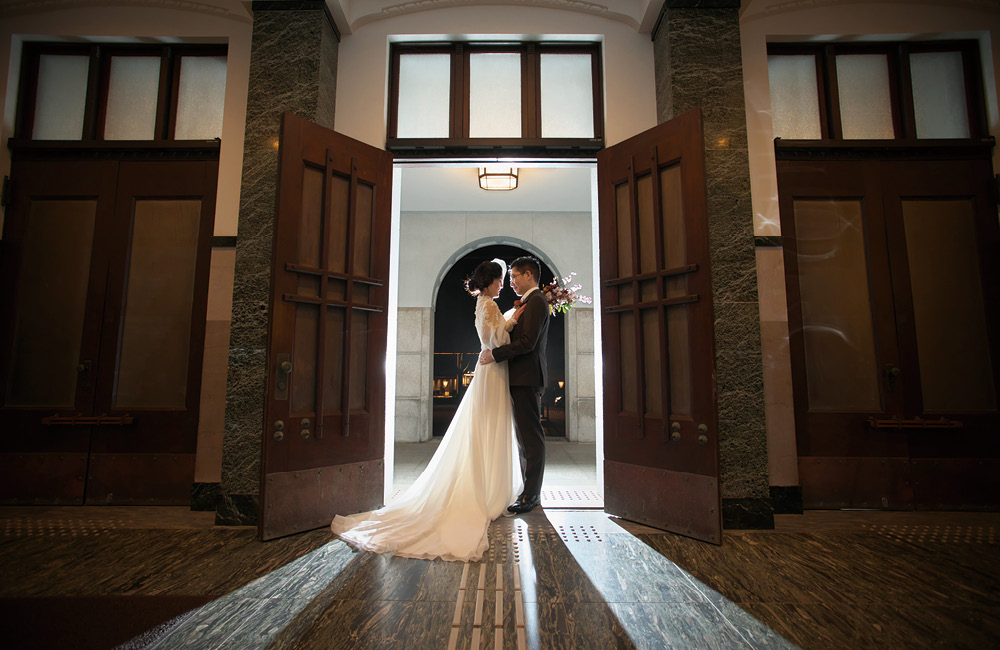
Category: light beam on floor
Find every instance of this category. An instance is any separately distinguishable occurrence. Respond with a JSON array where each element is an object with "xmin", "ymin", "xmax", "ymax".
[
  {"xmin": 544, "ymin": 511, "xmax": 799, "ymax": 649},
  {"xmin": 147, "ymin": 540, "xmax": 357, "ymax": 649}
]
